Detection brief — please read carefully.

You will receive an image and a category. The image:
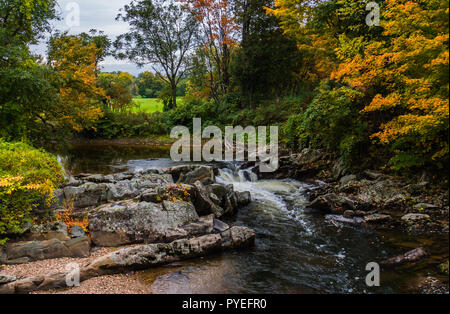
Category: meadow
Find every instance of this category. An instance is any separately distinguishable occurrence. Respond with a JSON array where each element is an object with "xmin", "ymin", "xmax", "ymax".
[{"xmin": 131, "ymin": 97, "xmax": 183, "ymax": 113}]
